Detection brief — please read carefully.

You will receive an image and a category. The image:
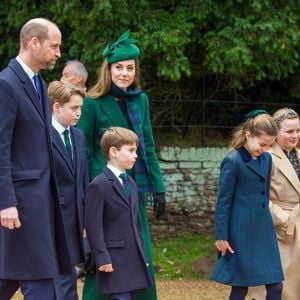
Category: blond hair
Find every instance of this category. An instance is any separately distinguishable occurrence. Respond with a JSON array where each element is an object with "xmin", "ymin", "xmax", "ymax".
[
  {"xmin": 273, "ymin": 108, "xmax": 299, "ymax": 128},
  {"xmin": 48, "ymin": 80, "xmax": 85, "ymax": 107},
  {"xmin": 230, "ymin": 113, "xmax": 277, "ymax": 150},
  {"xmin": 101, "ymin": 127, "xmax": 139, "ymax": 161},
  {"xmin": 88, "ymin": 59, "xmax": 141, "ymax": 99}
]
